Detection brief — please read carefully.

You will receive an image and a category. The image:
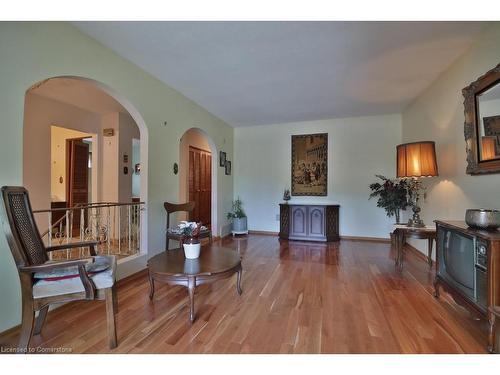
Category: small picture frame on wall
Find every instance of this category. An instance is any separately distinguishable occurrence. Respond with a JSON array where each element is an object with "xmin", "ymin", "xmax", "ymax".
[
  {"xmin": 219, "ymin": 151, "xmax": 227, "ymax": 167},
  {"xmin": 225, "ymin": 160, "xmax": 232, "ymax": 175}
]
